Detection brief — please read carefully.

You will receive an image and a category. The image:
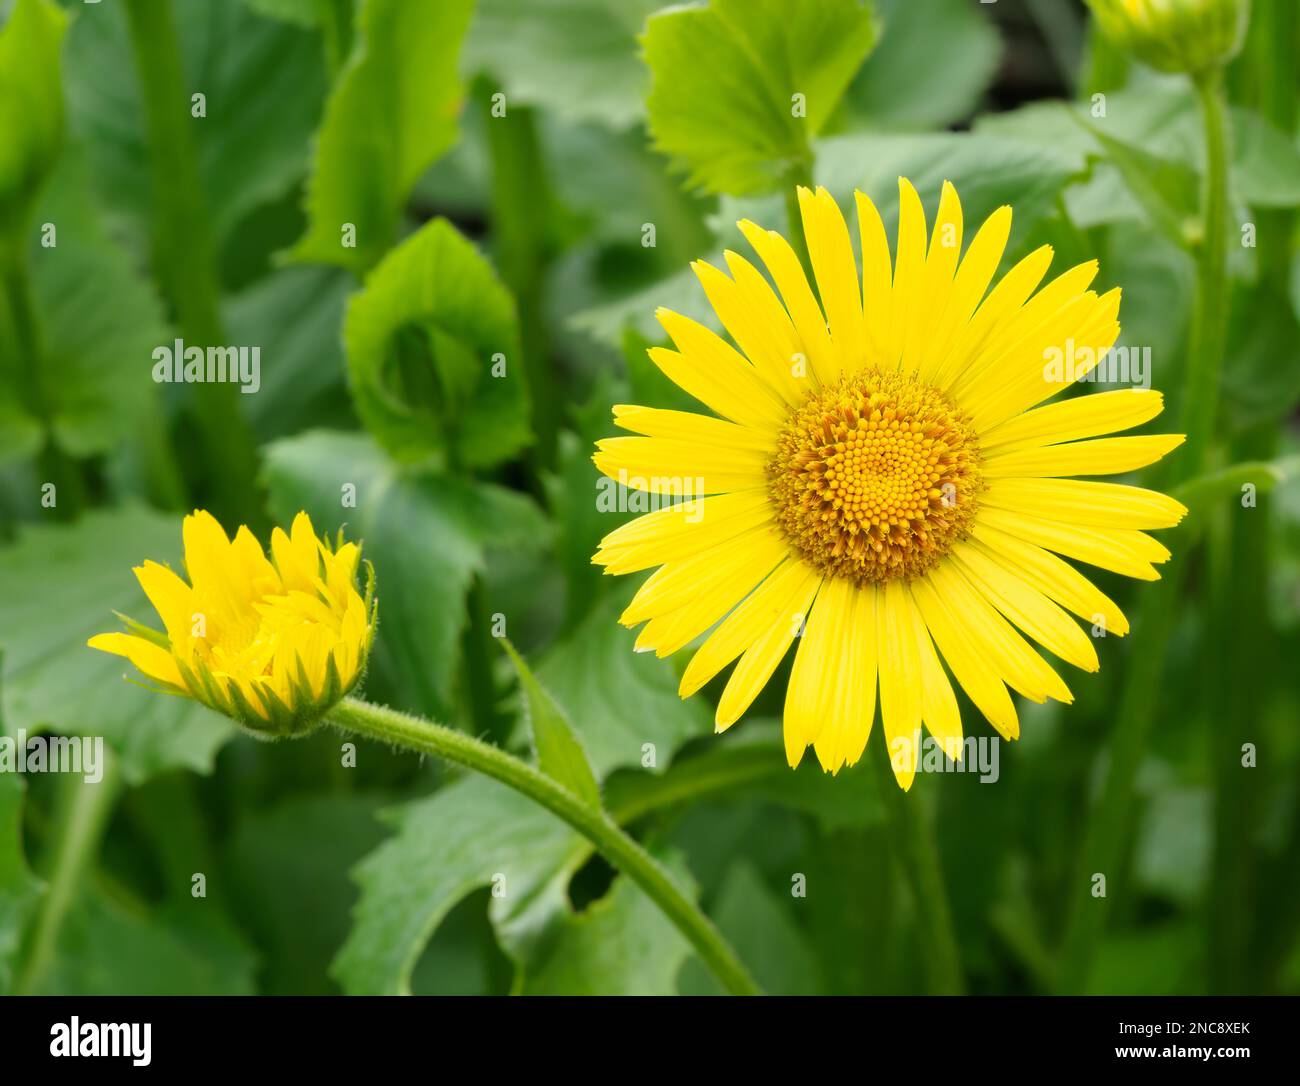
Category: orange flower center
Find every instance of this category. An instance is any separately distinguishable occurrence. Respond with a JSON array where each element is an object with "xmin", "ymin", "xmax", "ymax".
[{"xmin": 767, "ymin": 370, "xmax": 983, "ymax": 583}]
